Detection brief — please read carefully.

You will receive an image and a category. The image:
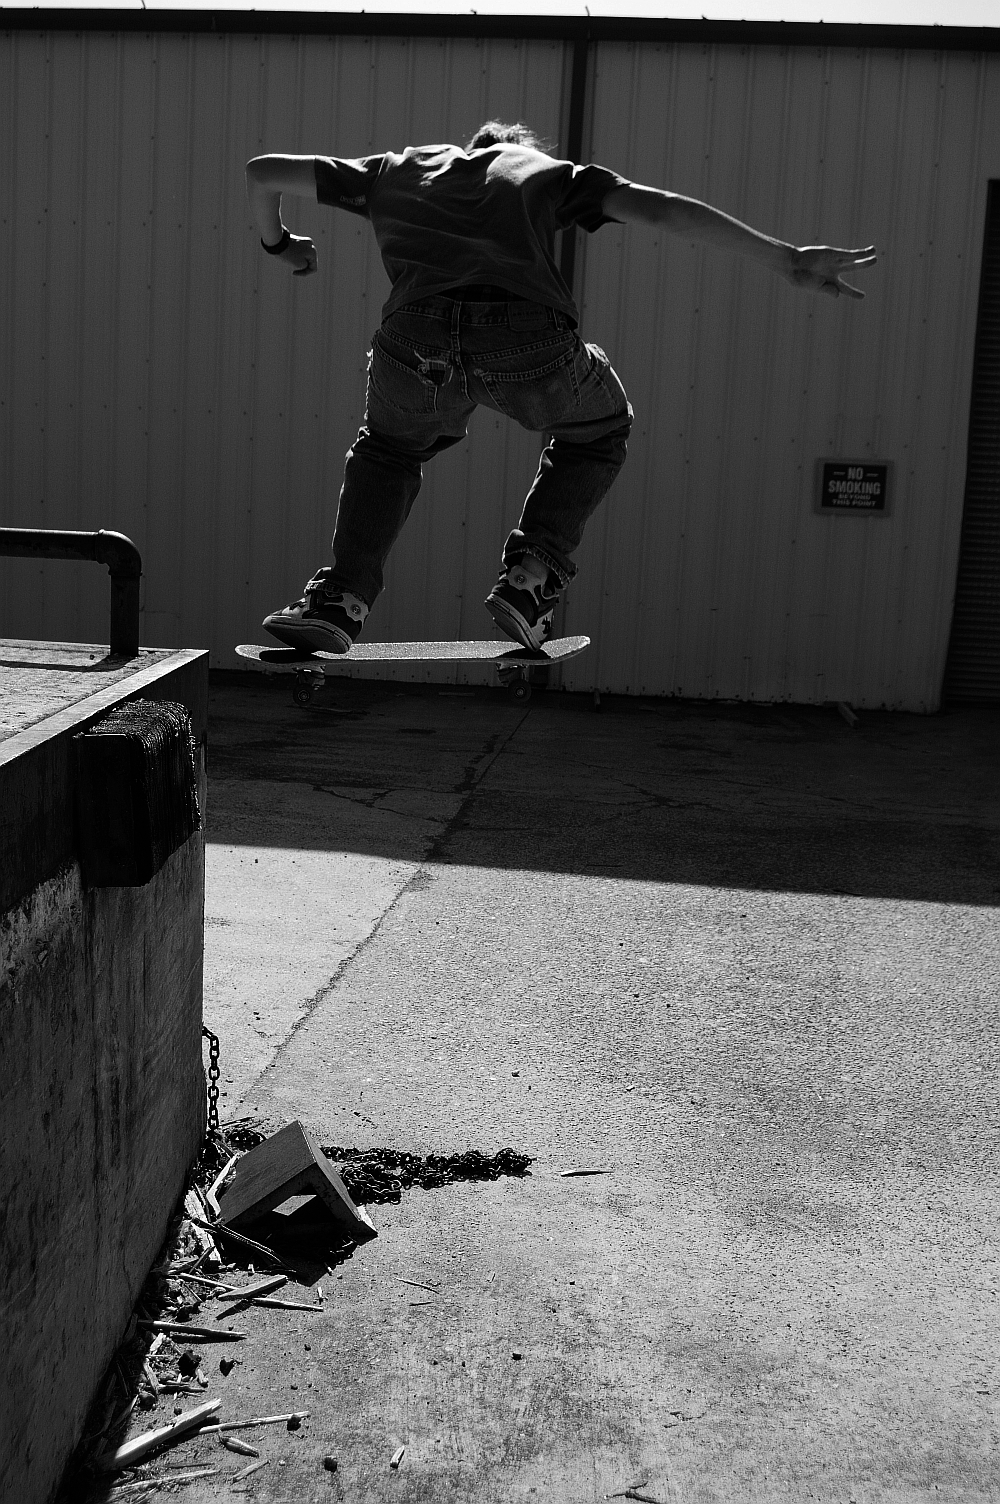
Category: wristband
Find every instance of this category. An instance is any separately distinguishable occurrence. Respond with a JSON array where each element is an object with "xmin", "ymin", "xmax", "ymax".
[{"xmin": 261, "ymin": 229, "xmax": 291, "ymax": 255}]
